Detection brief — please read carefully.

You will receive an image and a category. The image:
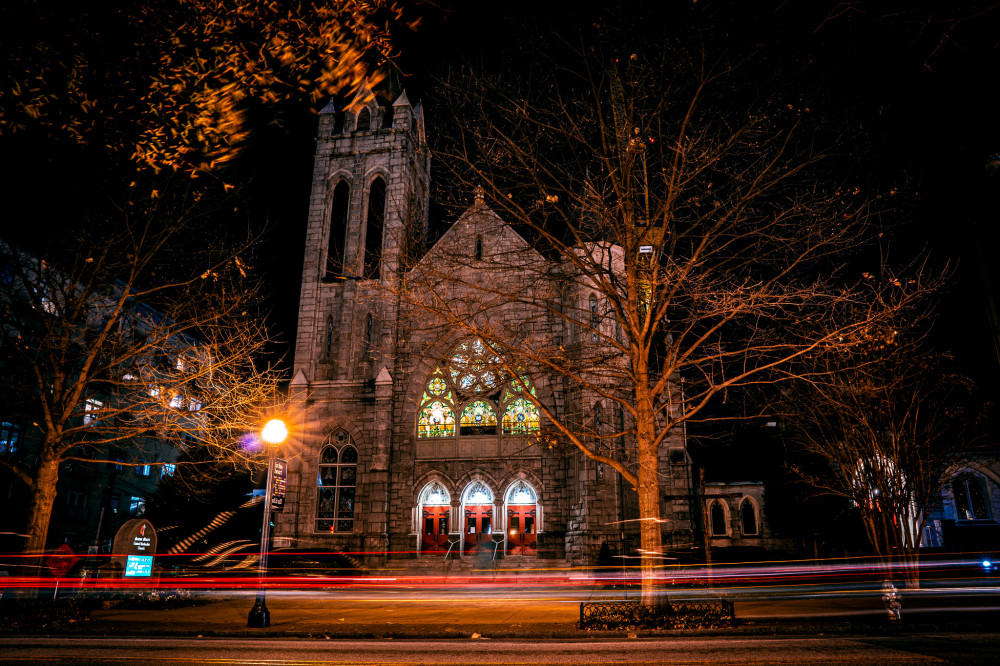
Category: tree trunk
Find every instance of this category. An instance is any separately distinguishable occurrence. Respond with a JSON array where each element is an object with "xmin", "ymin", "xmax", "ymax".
[
  {"xmin": 635, "ymin": 394, "xmax": 664, "ymax": 607},
  {"xmin": 22, "ymin": 455, "xmax": 61, "ymax": 581}
]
